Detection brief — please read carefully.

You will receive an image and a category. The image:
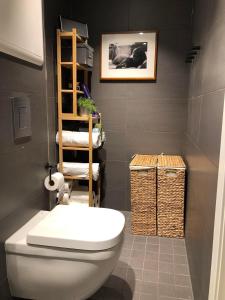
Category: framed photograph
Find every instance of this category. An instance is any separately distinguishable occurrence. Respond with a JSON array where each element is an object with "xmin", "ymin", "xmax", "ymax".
[{"xmin": 100, "ymin": 31, "xmax": 158, "ymax": 81}]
